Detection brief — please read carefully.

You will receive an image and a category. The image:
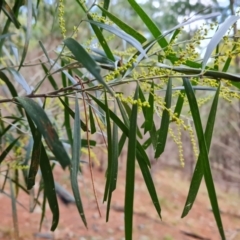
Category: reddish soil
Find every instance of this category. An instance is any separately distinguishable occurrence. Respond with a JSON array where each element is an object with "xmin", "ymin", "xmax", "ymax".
[{"xmin": 0, "ymin": 164, "xmax": 240, "ymax": 240}]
